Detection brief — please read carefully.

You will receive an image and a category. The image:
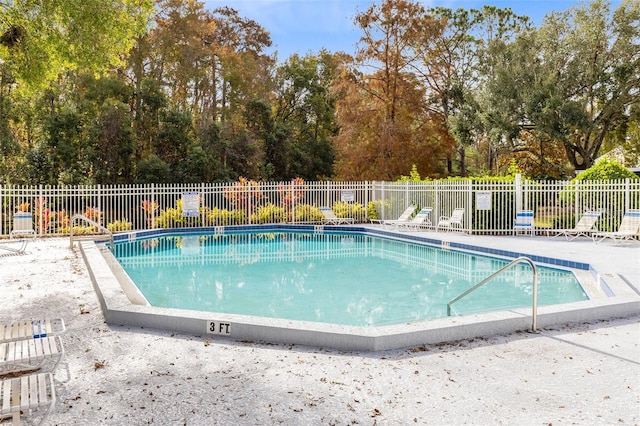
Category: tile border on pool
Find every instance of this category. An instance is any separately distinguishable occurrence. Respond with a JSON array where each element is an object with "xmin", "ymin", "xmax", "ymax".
[{"xmin": 81, "ymin": 225, "xmax": 640, "ymax": 351}]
